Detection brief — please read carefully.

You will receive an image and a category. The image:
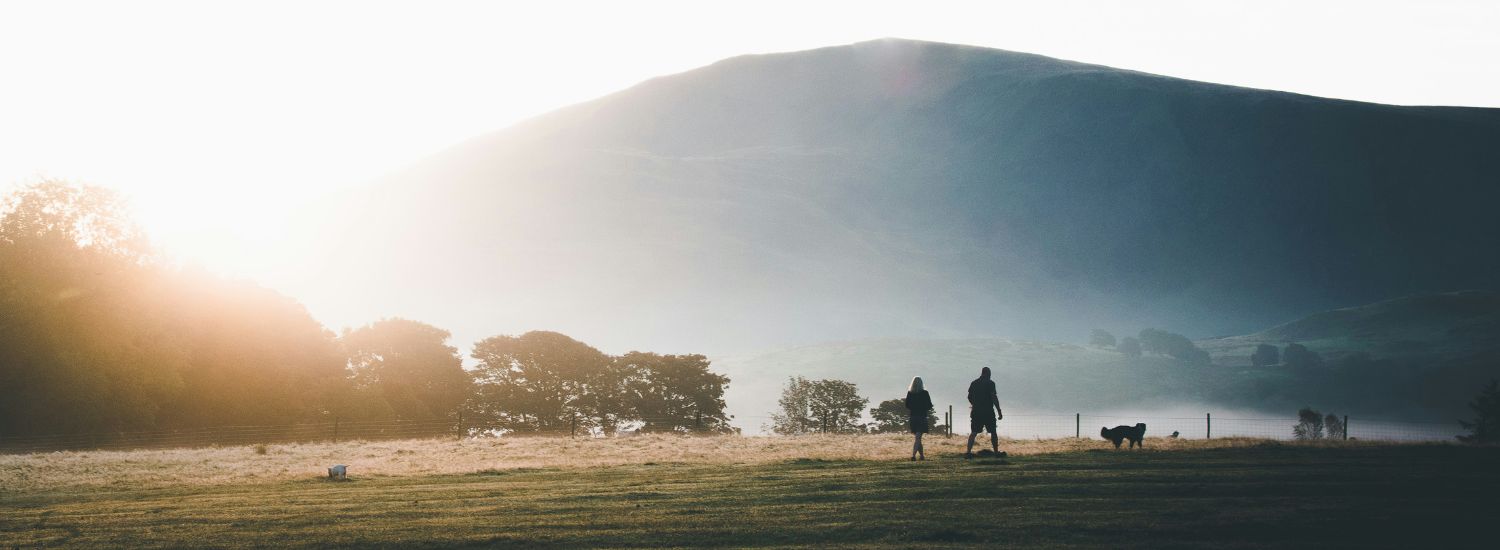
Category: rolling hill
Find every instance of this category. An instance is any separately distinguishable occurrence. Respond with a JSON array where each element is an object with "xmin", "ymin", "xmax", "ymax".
[{"xmin": 288, "ymin": 38, "xmax": 1500, "ymax": 358}]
